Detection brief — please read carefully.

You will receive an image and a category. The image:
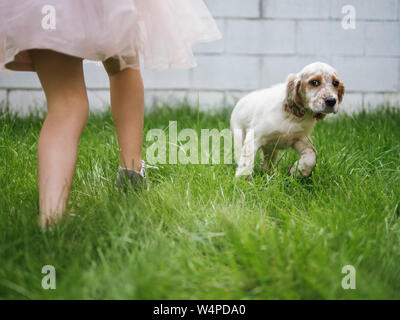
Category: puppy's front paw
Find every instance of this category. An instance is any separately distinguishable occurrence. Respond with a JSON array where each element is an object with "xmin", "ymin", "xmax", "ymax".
[
  {"xmin": 235, "ymin": 165, "xmax": 253, "ymax": 179},
  {"xmin": 290, "ymin": 161, "xmax": 312, "ymax": 178}
]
